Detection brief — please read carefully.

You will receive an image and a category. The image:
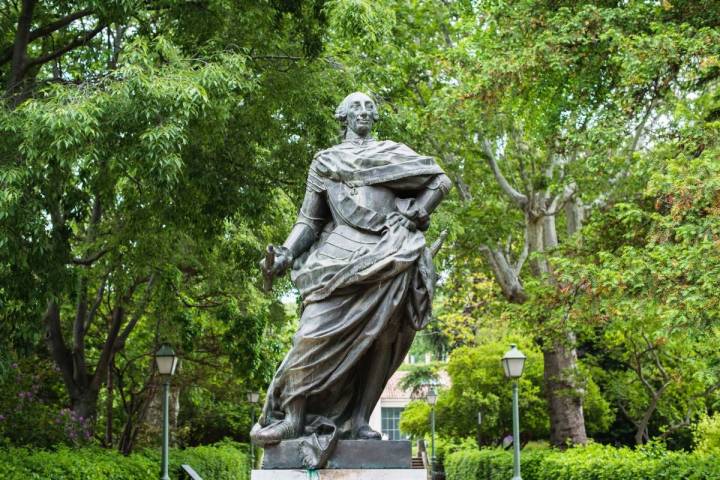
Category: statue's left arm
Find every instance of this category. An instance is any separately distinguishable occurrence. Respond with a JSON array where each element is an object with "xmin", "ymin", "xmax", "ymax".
[{"xmin": 416, "ymin": 173, "xmax": 453, "ymax": 213}]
